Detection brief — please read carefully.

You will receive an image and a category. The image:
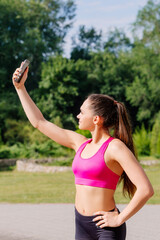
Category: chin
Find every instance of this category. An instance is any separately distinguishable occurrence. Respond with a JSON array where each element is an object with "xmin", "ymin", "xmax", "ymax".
[{"xmin": 78, "ymin": 124, "xmax": 84, "ymax": 130}]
